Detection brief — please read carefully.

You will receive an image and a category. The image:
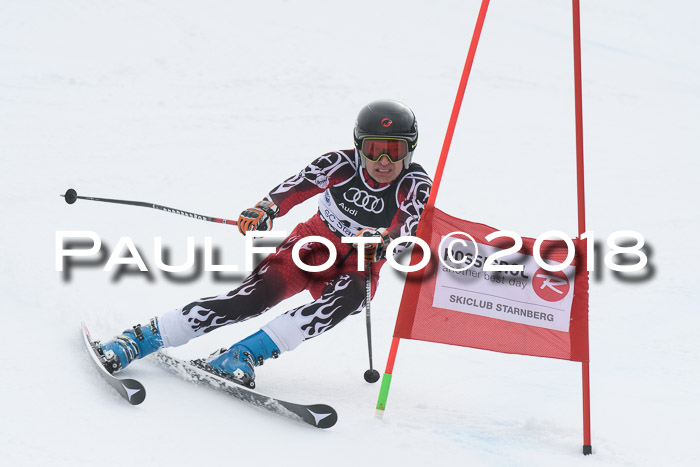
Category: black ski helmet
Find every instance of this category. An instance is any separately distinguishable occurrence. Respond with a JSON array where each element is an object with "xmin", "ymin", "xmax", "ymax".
[{"xmin": 354, "ymin": 99, "xmax": 418, "ymax": 170}]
